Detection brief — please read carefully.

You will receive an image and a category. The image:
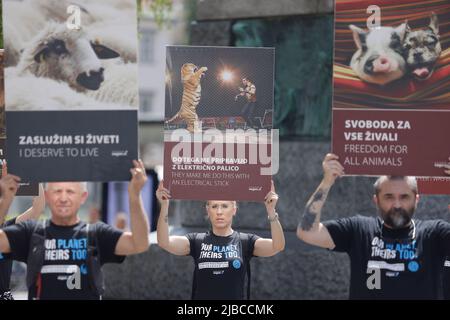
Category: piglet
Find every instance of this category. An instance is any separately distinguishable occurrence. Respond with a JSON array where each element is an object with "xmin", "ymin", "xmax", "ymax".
[{"xmin": 349, "ymin": 23, "xmax": 407, "ymax": 85}]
